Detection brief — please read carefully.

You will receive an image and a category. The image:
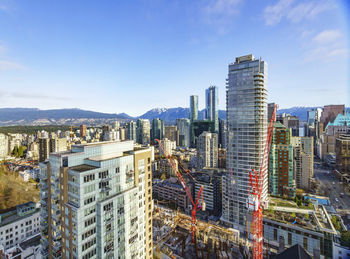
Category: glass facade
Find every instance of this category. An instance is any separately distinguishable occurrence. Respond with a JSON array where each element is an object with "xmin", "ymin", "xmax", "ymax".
[
  {"xmin": 205, "ymin": 85, "xmax": 219, "ymax": 133},
  {"xmin": 190, "ymin": 95, "xmax": 198, "ymax": 122},
  {"xmin": 222, "ymin": 55, "xmax": 268, "ymax": 231}
]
